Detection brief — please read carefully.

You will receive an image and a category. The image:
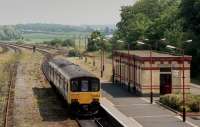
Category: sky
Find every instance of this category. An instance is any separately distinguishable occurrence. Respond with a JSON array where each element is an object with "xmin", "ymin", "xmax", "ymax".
[{"xmin": 0, "ymin": 0, "xmax": 135, "ymax": 25}]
